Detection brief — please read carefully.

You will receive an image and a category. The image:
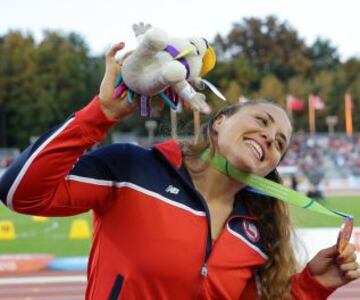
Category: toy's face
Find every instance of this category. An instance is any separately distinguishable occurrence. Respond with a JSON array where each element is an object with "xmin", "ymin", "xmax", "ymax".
[
  {"xmin": 168, "ymin": 37, "xmax": 207, "ymax": 59},
  {"xmin": 188, "ymin": 37, "xmax": 208, "ymax": 58},
  {"xmin": 163, "ymin": 36, "xmax": 215, "ymax": 80},
  {"xmin": 166, "ymin": 38, "xmax": 203, "ymax": 79},
  {"xmin": 187, "ymin": 38, "xmax": 216, "ymax": 77}
]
